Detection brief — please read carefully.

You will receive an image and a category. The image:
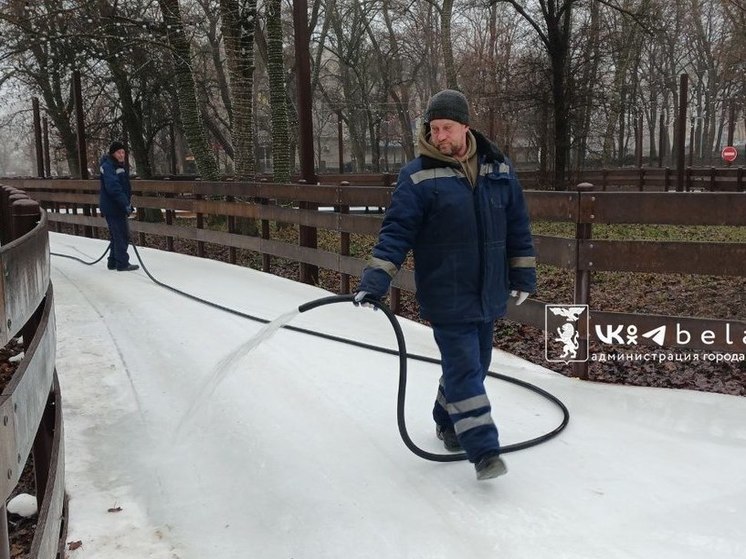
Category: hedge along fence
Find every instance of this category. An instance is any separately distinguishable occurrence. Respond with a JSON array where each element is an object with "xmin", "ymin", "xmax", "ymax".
[
  {"xmin": 0, "ymin": 186, "xmax": 65, "ymax": 559},
  {"xmin": 5, "ymin": 177, "xmax": 746, "ymax": 379}
]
